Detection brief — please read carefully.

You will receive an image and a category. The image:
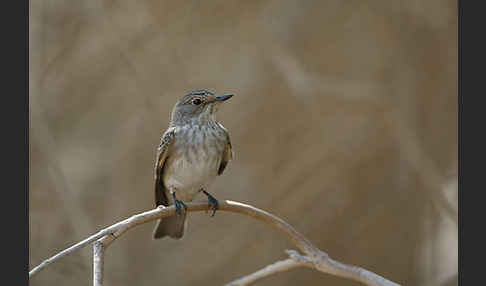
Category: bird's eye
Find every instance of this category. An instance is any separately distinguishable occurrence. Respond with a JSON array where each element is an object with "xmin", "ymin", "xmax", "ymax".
[{"xmin": 192, "ymin": 98, "xmax": 202, "ymax": 105}]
